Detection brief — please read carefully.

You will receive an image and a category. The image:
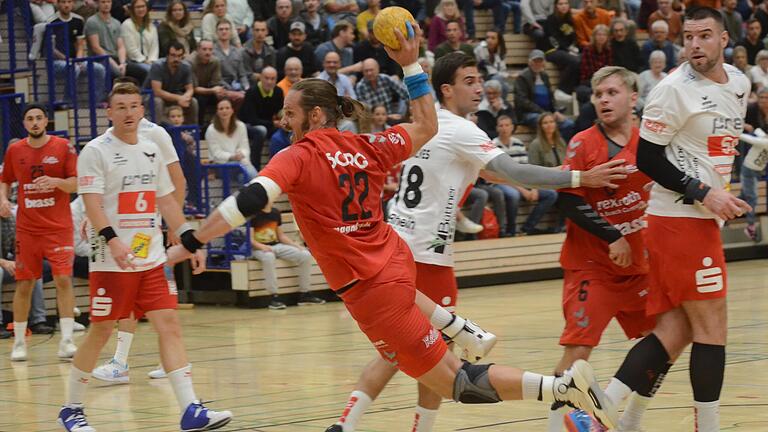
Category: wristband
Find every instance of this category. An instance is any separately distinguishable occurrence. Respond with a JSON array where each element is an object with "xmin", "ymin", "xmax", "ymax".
[
  {"xmin": 99, "ymin": 226, "xmax": 118, "ymax": 243},
  {"xmin": 571, "ymin": 170, "xmax": 581, "ymax": 188},
  {"xmin": 175, "ymin": 222, "xmax": 194, "ymax": 238},
  {"xmin": 402, "ymin": 62, "xmax": 423, "ymax": 77},
  {"xmin": 181, "ymin": 229, "xmax": 204, "ymax": 253},
  {"xmin": 682, "ymin": 177, "xmax": 710, "ymax": 205},
  {"xmin": 404, "ymin": 72, "xmax": 430, "ymax": 100}
]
